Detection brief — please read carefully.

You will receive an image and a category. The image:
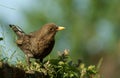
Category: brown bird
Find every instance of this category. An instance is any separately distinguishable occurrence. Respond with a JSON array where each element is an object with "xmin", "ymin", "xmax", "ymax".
[{"xmin": 9, "ymin": 23, "xmax": 65, "ymax": 65}]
